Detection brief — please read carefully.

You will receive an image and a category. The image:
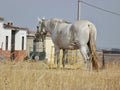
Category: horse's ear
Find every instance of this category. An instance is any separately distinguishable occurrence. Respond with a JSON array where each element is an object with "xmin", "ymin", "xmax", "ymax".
[{"xmin": 37, "ymin": 17, "xmax": 42, "ymax": 23}]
